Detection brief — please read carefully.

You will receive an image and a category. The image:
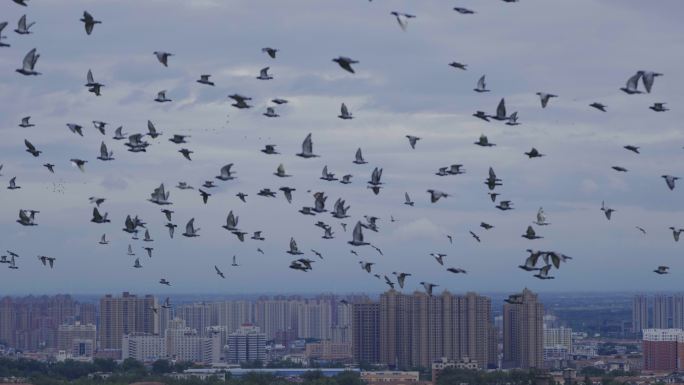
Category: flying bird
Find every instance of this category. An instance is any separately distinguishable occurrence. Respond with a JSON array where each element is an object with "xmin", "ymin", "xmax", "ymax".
[
  {"xmin": 390, "ymin": 11, "xmax": 416, "ymax": 31},
  {"xmin": 154, "ymin": 51, "xmax": 173, "ymax": 67},
  {"xmin": 332, "ymin": 56, "xmax": 358, "ymax": 74},
  {"xmin": 16, "ymin": 48, "xmax": 40, "ymax": 76},
  {"xmin": 80, "ymin": 11, "xmax": 101, "ymax": 35}
]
